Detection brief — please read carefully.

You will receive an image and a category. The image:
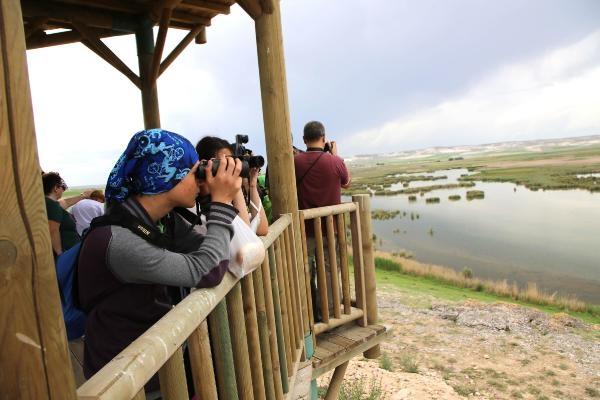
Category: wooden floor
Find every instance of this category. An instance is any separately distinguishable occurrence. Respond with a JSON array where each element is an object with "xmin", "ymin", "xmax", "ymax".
[{"xmin": 290, "ymin": 324, "xmax": 388, "ymax": 399}]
